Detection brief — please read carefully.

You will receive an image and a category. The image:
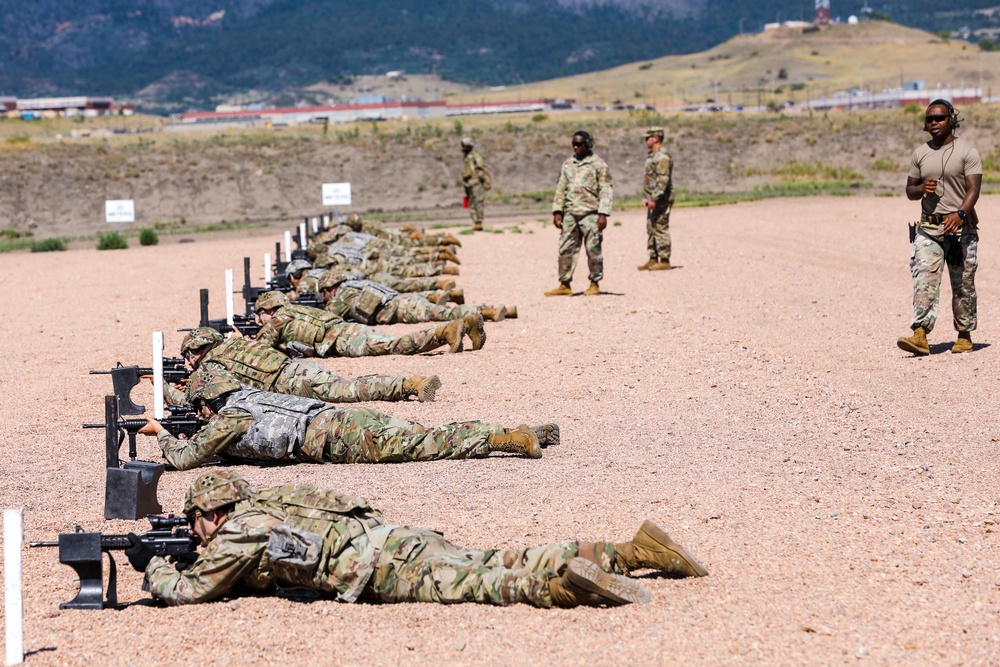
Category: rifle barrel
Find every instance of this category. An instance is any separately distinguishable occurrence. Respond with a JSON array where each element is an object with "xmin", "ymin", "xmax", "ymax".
[{"xmin": 27, "ymin": 541, "xmax": 58, "ymax": 547}]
